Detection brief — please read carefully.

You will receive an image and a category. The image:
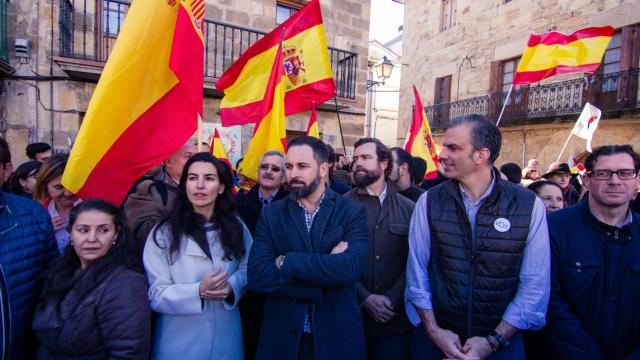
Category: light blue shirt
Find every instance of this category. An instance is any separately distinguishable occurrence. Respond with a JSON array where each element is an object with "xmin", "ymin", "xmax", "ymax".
[{"xmin": 404, "ymin": 179, "xmax": 551, "ymax": 331}]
